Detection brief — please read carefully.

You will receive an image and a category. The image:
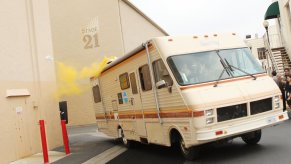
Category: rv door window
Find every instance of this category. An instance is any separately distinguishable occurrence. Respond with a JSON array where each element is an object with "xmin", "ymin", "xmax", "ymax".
[
  {"xmin": 129, "ymin": 72, "xmax": 138, "ymax": 94},
  {"xmin": 119, "ymin": 73, "xmax": 130, "ymax": 90},
  {"xmin": 153, "ymin": 59, "xmax": 173, "ymax": 88},
  {"xmin": 139, "ymin": 64, "xmax": 152, "ymax": 91},
  {"xmin": 92, "ymin": 85, "xmax": 101, "ymax": 103}
]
